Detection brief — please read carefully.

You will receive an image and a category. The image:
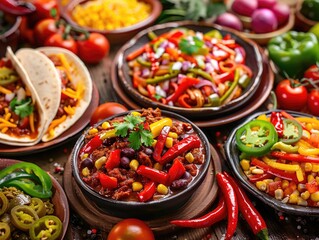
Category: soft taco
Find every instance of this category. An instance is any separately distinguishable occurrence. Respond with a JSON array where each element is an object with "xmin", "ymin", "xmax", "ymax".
[
  {"xmin": 0, "ymin": 47, "xmax": 47, "ymax": 146},
  {"xmin": 16, "ymin": 47, "xmax": 93, "ymax": 142}
]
